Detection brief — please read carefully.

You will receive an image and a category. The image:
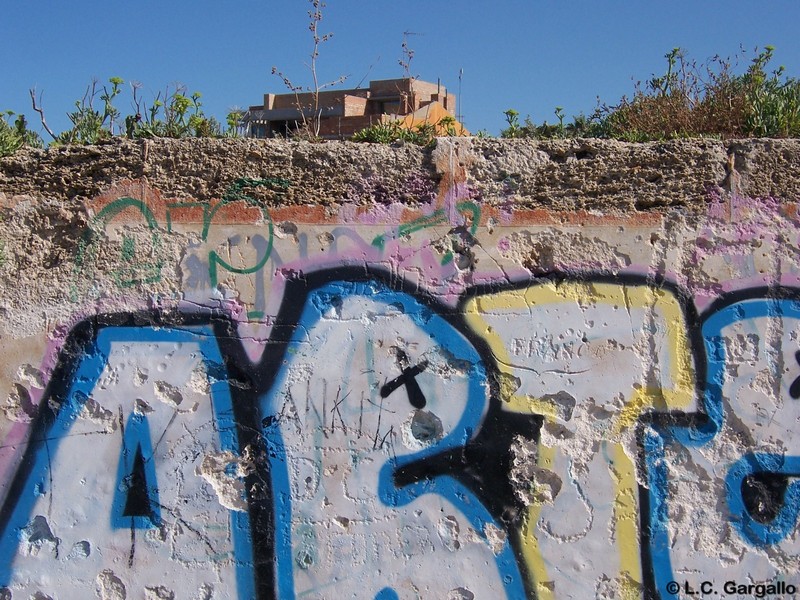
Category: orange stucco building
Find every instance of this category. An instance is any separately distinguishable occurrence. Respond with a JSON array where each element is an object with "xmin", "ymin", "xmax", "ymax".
[{"xmin": 244, "ymin": 78, "xmax": 467, "ymax": 139}]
